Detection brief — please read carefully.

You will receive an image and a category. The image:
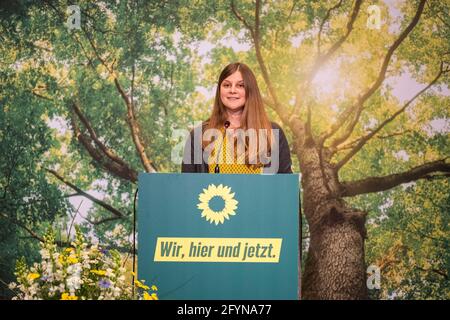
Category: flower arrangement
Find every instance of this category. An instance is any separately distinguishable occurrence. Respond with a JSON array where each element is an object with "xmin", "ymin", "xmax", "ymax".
[{"xmin": 9, "ymin": 227, "xmax": 158, "ymax": 300}]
